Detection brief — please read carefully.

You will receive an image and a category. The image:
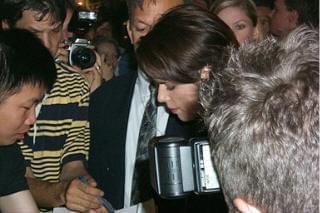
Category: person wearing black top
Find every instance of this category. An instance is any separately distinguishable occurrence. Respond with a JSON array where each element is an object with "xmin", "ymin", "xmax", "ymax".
[
  {"xmin": 0, "ymin": 29, "xmax": 56, "ymax": 212},
  {"xmin": 0, "ymin": 144, "xmax": 29, "ymax": 196}
]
